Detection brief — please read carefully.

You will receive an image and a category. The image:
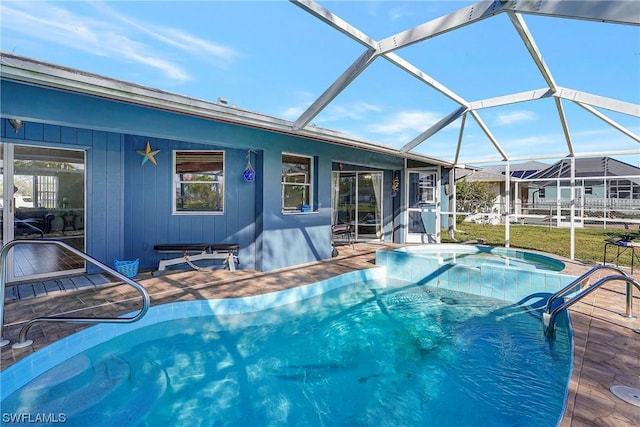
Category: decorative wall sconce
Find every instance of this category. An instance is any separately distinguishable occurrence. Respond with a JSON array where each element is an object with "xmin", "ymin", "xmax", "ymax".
[
  {"xmin": 8, "ymin": 119, "xmax": 23, "ymax": 133},
  {"xmin": 243, "ymin": 150, "xmax": 256, "ymax": 182}
]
